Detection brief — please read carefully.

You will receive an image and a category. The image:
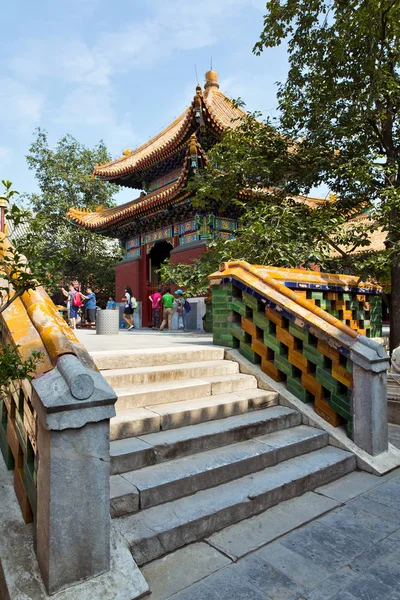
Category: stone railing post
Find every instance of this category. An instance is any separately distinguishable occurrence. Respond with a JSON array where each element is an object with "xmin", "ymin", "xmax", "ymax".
[
  {"xmin": 350, "ymin": 337, "xmax": 389, "ymax": 455},
  {"xmin": 31, "ymin": 354, "xmax": 117, "ymax": 595}
]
